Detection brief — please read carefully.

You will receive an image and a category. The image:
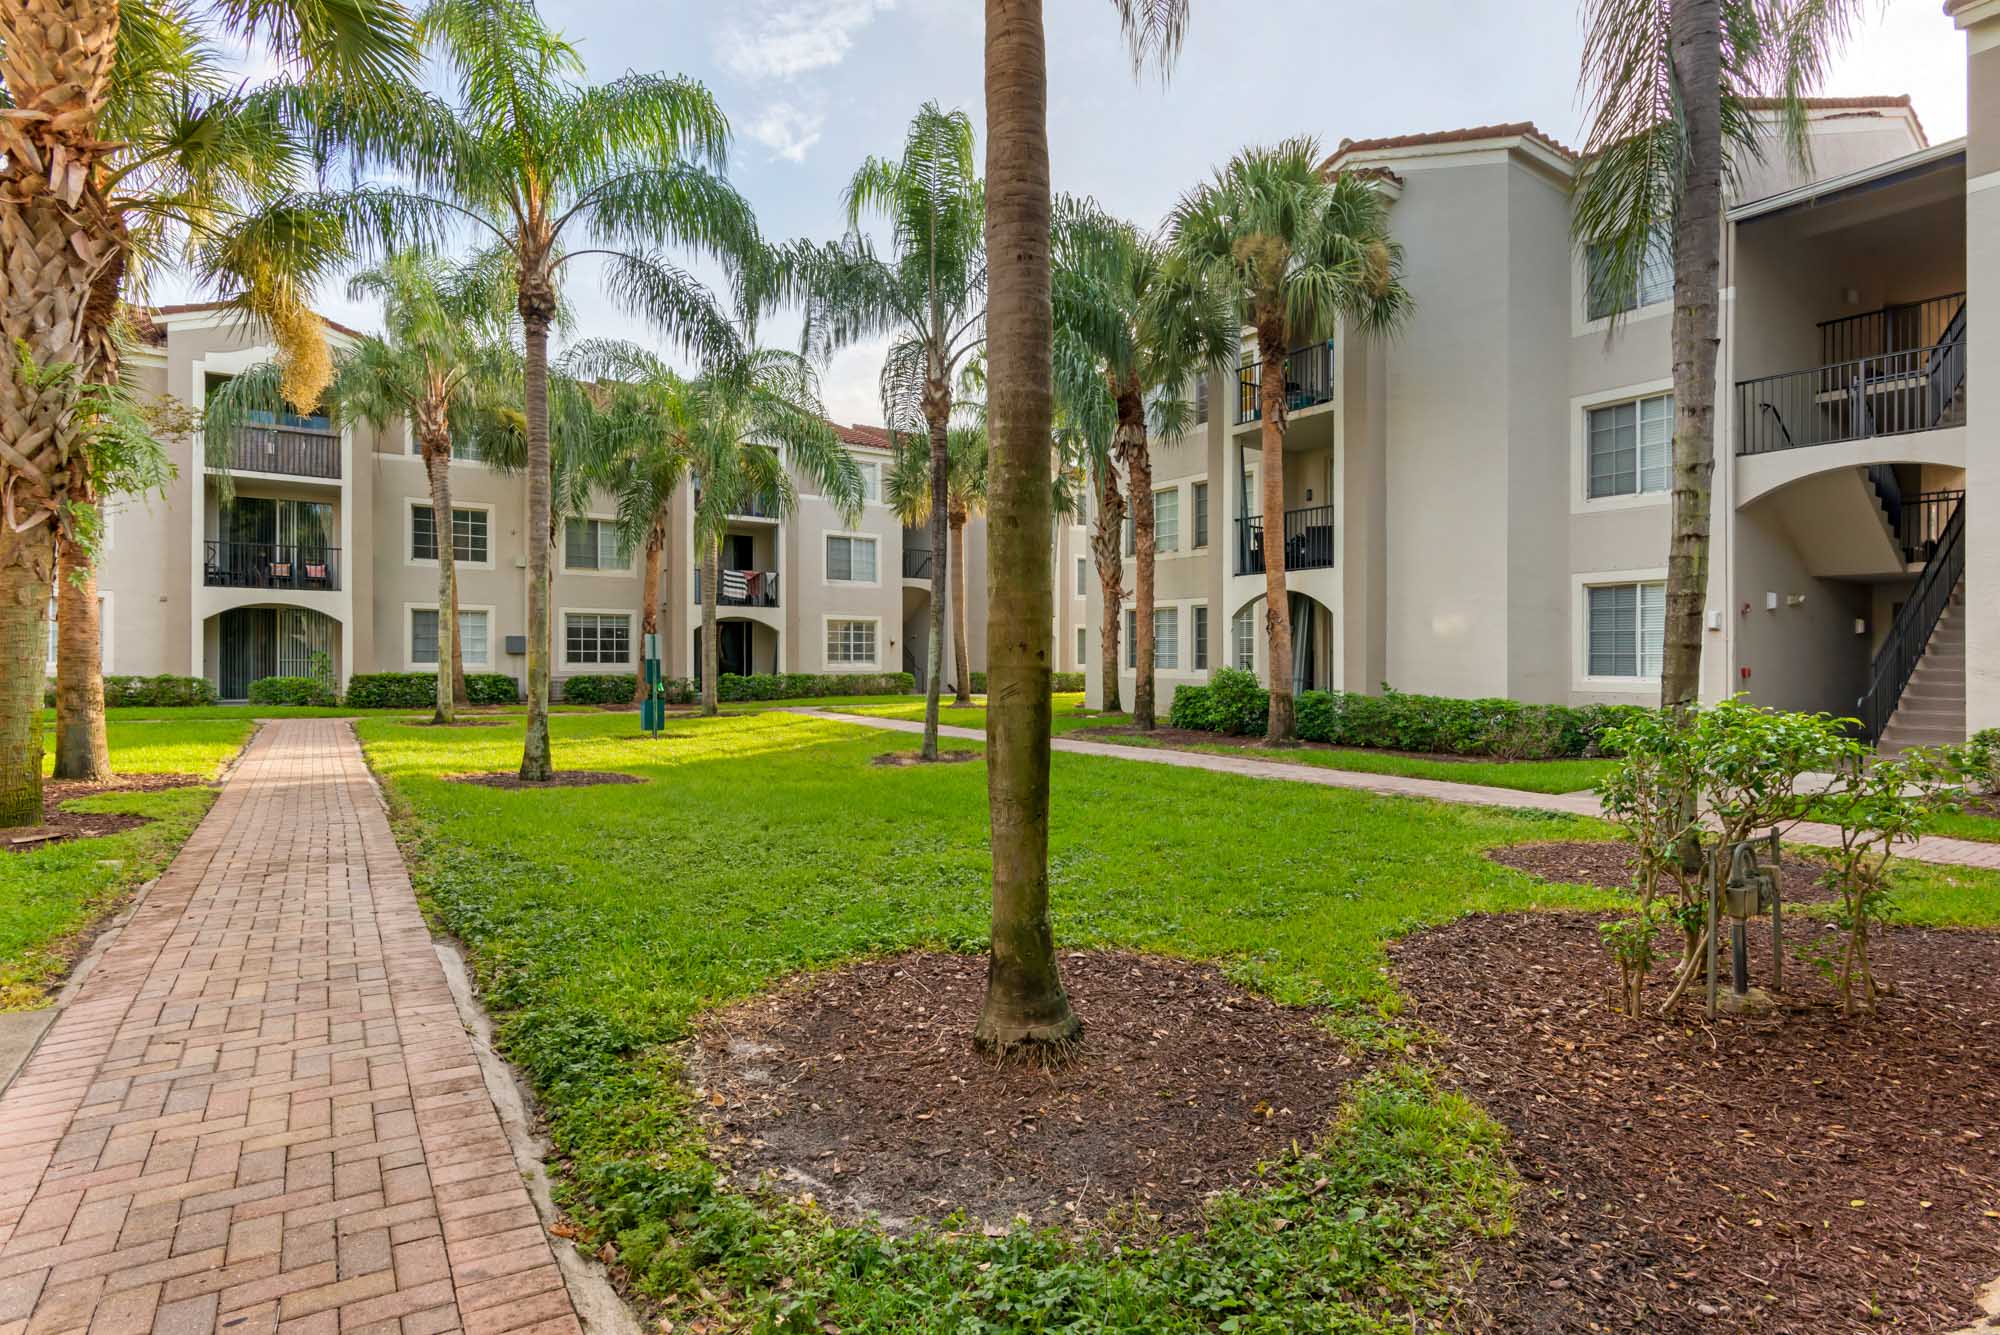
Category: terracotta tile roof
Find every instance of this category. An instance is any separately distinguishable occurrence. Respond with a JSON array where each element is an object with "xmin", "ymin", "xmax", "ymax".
[
  {"xmin": 1327, "ymin": 121, "xmax": 1579, "ymax": 167},
  {"xmin": 832, "ymin": 422, "xmax": 895, "ymax": 449},
  {"xmin": 137, "ymin": 300, "xmax": 370, "ymax": 344}
]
